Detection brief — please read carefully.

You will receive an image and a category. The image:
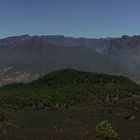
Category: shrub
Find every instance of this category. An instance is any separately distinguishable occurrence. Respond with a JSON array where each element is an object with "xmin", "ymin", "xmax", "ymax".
[{"xmin": 95, "ymin": 120, "xmax": 119, "ymax": 140}]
